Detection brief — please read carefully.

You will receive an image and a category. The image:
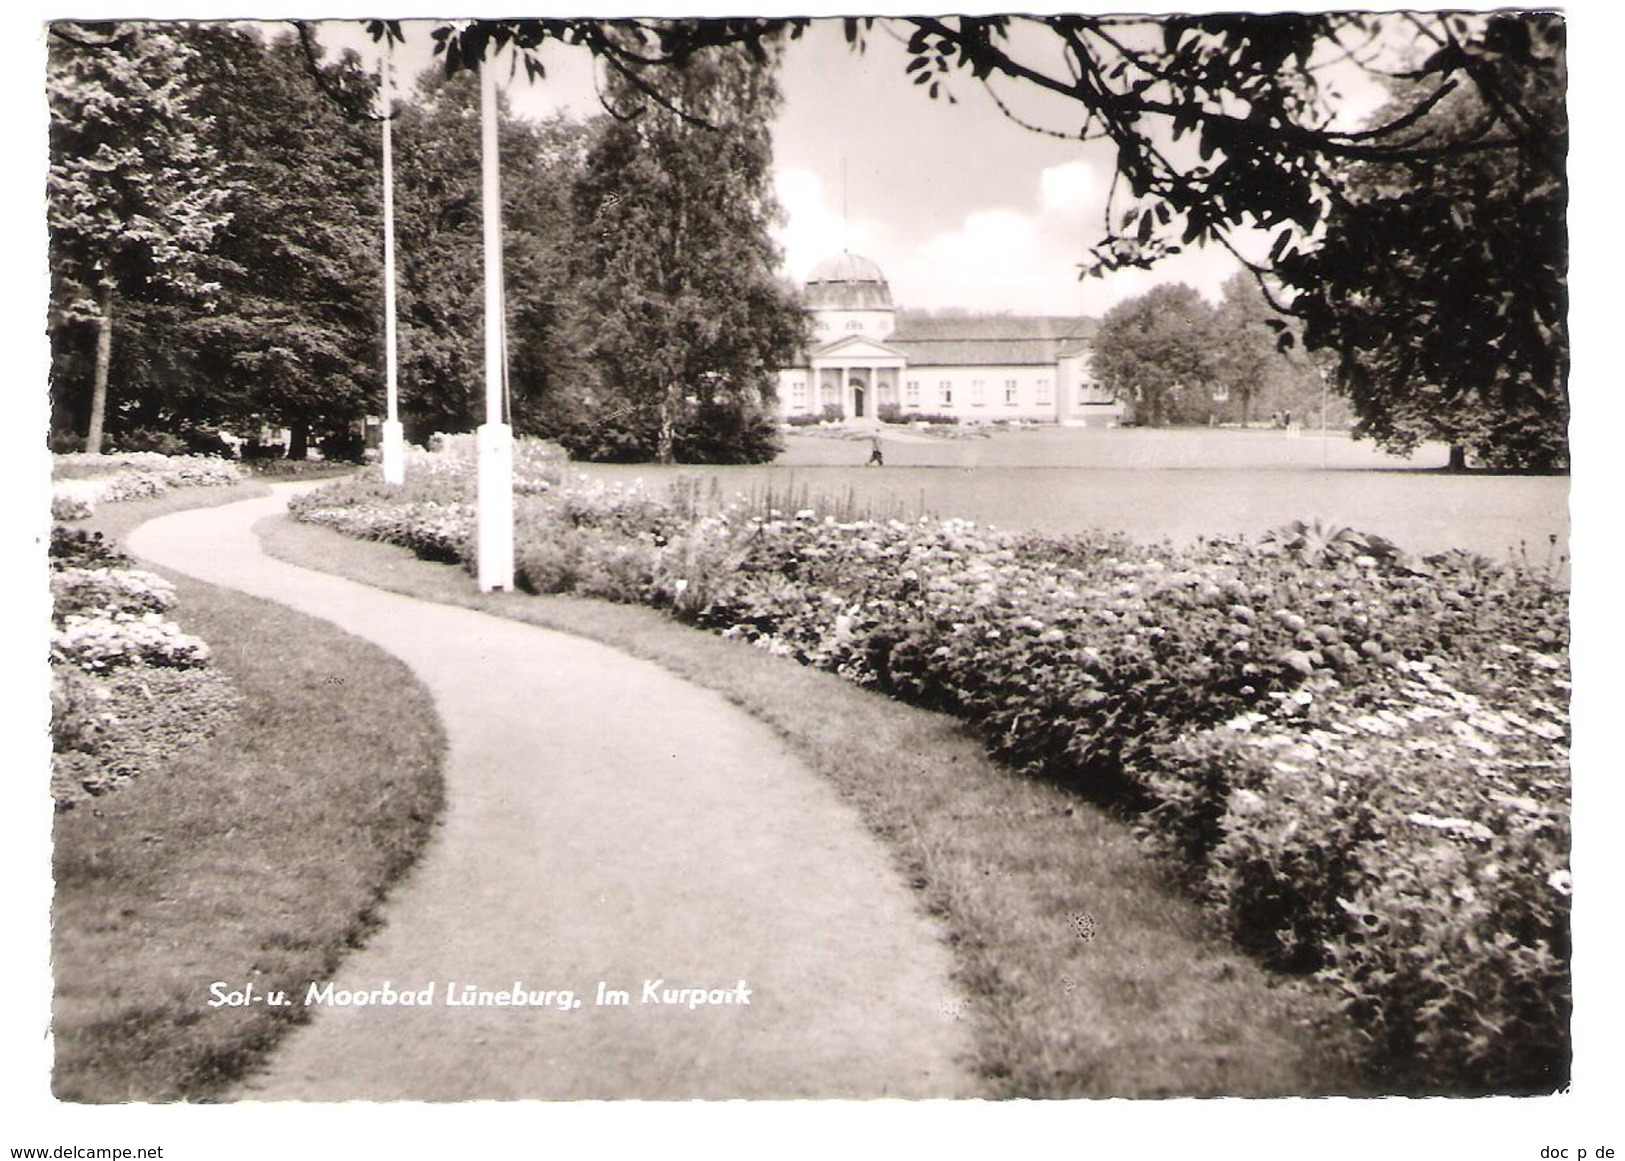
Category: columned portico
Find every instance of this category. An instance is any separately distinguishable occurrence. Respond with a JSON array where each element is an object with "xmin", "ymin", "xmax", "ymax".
[{"xmin": 809, "ymin": 338, "xmax": 906, "ymax": 422}]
